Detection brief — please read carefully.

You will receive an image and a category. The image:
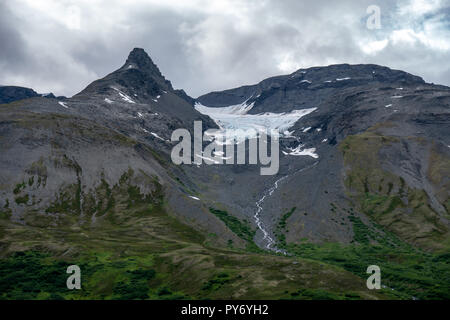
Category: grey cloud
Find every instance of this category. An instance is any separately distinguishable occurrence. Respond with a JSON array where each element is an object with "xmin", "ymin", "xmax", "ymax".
[
  {"xmin": 0, "ymin": 0, "xmax": 449, "ymax": 97},
  {"xmin": 0, "ymin": 2, "xmax": 28, "ymax": 74}
]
